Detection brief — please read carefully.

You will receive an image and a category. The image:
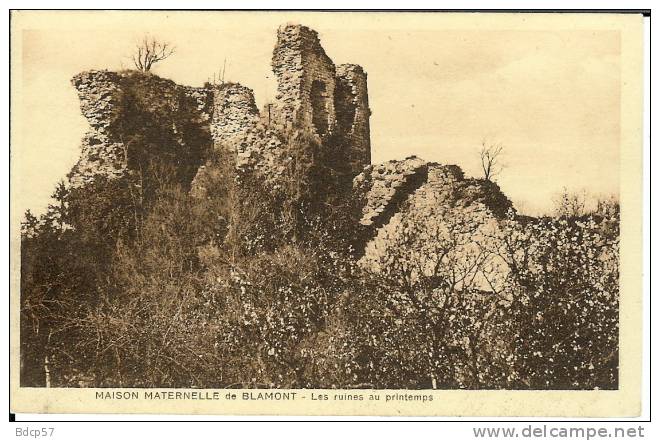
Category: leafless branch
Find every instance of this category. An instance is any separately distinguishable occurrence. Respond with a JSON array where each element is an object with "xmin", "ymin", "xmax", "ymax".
[
  {"xmin": 132, "ymin": 36, "xmax": 176, "ymax": 72},
  {"xmin": 479, "ymin": 141, "xmax": 505, "ymax": 181}
]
